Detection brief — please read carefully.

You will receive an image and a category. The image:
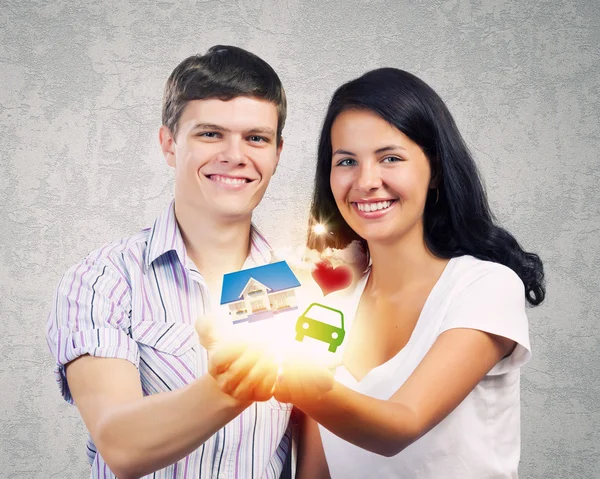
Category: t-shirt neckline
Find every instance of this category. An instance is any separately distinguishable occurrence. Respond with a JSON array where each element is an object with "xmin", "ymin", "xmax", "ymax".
[{"xmin": 338, "ymin": 256, "xmax": 459, "ymax": 387}]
